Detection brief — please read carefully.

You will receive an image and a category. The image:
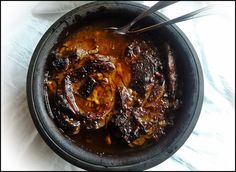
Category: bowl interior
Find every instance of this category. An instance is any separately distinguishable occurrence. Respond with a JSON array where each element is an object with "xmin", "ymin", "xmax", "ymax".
[{"xmin": 27, "ymin": 2, "xmax": 203, "ymax": 170}]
